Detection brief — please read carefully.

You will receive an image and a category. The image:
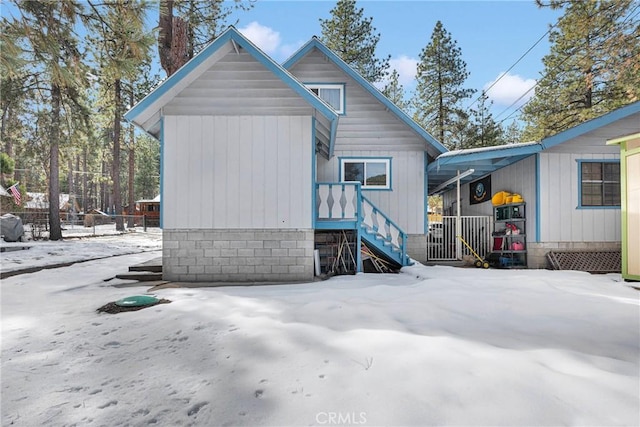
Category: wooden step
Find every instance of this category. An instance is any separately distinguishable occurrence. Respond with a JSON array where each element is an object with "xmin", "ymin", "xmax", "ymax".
[
  {"xmin": 116, "ymin": 272, "xmax": 164, "ymax": 282},
  {"xmin": 128, "ymin": 257, "xmax": 163, "ymax": 273}
]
